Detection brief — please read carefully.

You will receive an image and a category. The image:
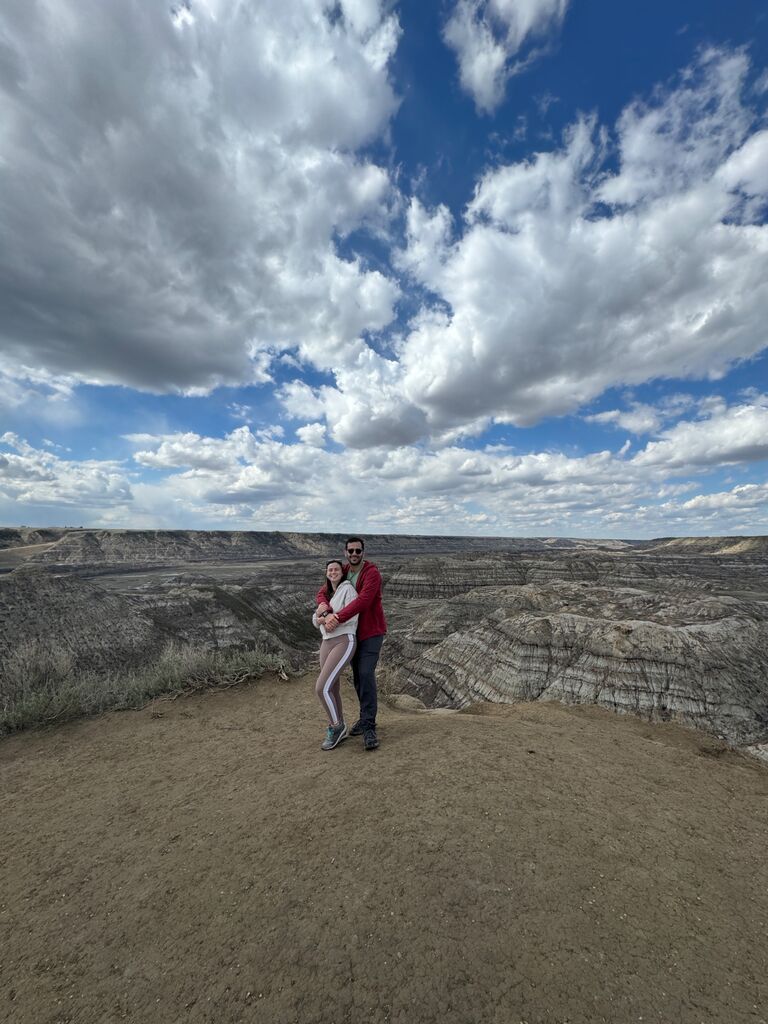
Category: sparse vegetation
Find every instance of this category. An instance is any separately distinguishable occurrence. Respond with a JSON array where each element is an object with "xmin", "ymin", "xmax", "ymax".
[{"xmin": 0, "ymin": 640, "xmax": 285, "ymax": 736}]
